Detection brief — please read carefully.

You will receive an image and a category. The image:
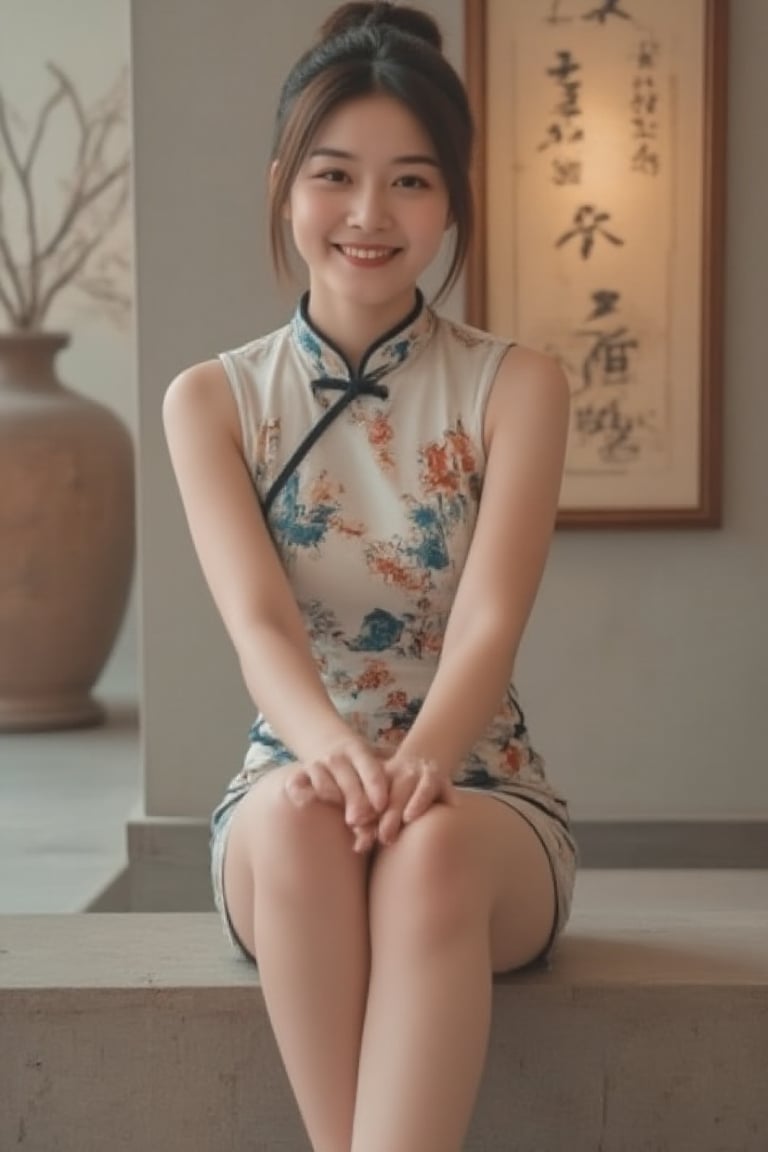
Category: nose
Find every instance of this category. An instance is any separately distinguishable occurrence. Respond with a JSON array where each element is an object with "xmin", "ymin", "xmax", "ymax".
[{"xmin": 346, "ymin": 181, "xmax": 391, "ymax": 231}]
